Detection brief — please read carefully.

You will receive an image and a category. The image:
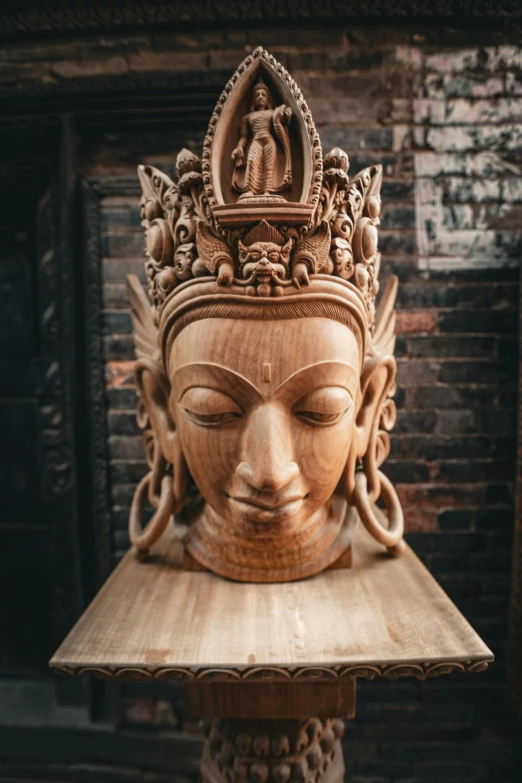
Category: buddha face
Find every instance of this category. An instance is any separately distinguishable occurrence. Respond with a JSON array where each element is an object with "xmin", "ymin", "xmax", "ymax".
[
  {"xmin": 253, "ymin": 85, "xmax": 271, "ymax": 111},
  {"xmin": 167, "ymin": 317, "xmax": 361, "ymax": 539}
]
